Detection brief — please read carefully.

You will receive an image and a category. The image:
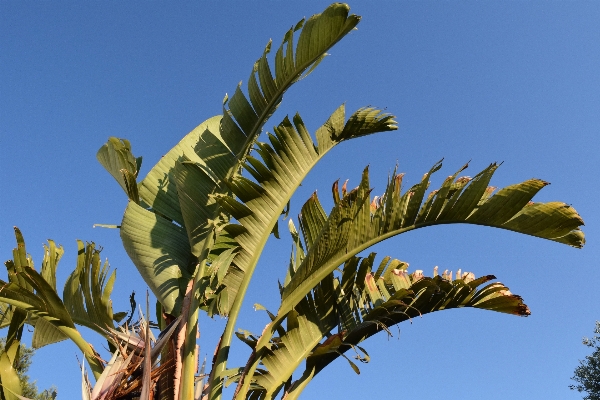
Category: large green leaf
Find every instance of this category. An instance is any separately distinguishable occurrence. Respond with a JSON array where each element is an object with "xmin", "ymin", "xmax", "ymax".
[
  {"xmin": 278, "ymin": 162, "xmax": 584, "ymax": 324},
  {"xmin": 96, "ymin": 137, "xmax": 141, "ymax": 203},
  {"xmin": 32, "ymin": 239, "xmax": 67, "ymax": 348},
  {"xmin": 114, "ymin": 115, "xmax": 231, "ymax": 314},
  {"xmin": 62, "ymin": 240, "xmax": 119, "ymax": 338},
  {"xmin": 0, "ymin": 234, "xmax": 28, "ymax": 400},
  {"xmin": 40, "ymin": 240, "xmax": 63, "ymax": 292},
  {"xmin": 0, "ymin": 267, "xmax": 103, "ymax": 379},
  {"xmin": 120, "ymin": 201, "xmax": 192, "ymax": 315},
  {"xmin": 136, "ymin": 116, "xmax": 223, "ymax": 226},
  {"xmin": 236, "ymin": 161, "xmax": 583, "ymax": 390},
  {"xmin": 0, "ymin": 231, "xmax": 63, "ymax": 349},
  {"xmin": 206, "ymin": 105, "xmax": 395, "ymax": 399},
  {"xmin": 218, "ymin": 3, "xmax": 361, "ymax": 163},
  {"xmin": 0, "ymin": 349, "xmax": 22, "ymax": 400},
  {"xmin": 0, "ymin": 229, "xmax": 116, "ymax": 379},
  {"xmin": 214, "ymin": 105, "xmax": 396, "ymax": 315}
]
